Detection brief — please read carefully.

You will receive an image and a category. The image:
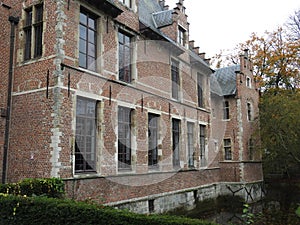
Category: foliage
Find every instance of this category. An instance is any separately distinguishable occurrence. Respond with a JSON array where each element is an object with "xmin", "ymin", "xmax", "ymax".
[
  {"xmin": 259, "ymin": 89, "xmax": 300, "ymax": 177},
  {"xmin": 242, "ymin": 204, "xmax": 254, "ymax": 224},
  {"xmin": 0, "ymin": 195, "xmax": 217, "ymax": 225},
  {"xmin": 0, "ymin": 178, "xmax": 65, "ymax": 198},
  {"xmin": 296, "ymin": 206, "xmax": 300, "ymax": 217}
]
